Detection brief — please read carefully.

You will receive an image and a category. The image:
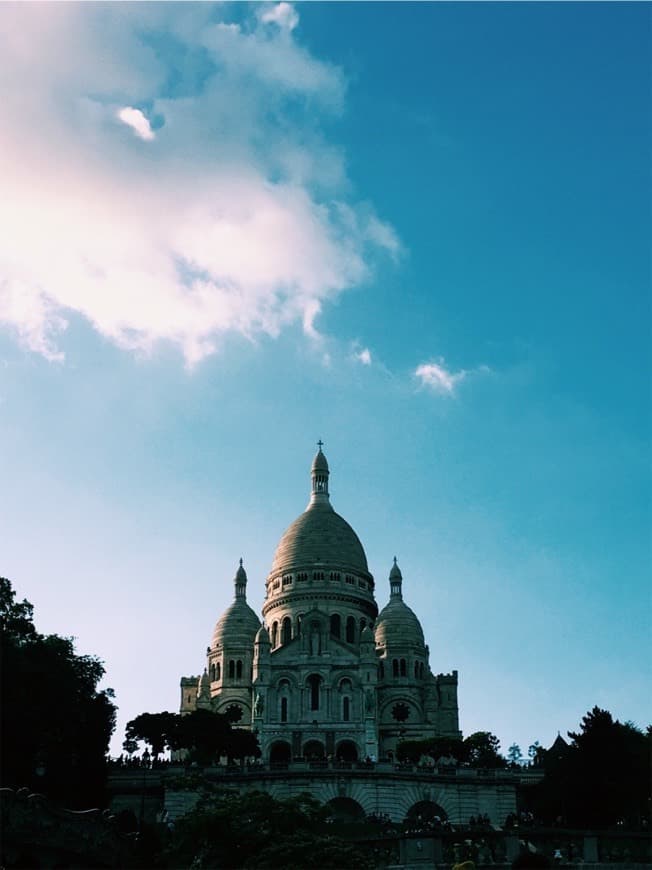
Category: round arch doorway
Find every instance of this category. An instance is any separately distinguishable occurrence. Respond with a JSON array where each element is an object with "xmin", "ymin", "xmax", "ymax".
[
  {"xmin": 269, "ymin": 741, "xmax": 291, "ymax": 764},
  {"xmin": 405, "ymin": 800, "xmax": 448, "ymax": 824},
  {"xmin": 335, "ymin": 740, "xmax": 358, "ymax": 762},
  {"xmin": 303, "ymin": 740, "xmax": 325, "ymax": 760},
  {"xmin": 327, "ymin": 797, "xmax": 365, "ymax": 823}
]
